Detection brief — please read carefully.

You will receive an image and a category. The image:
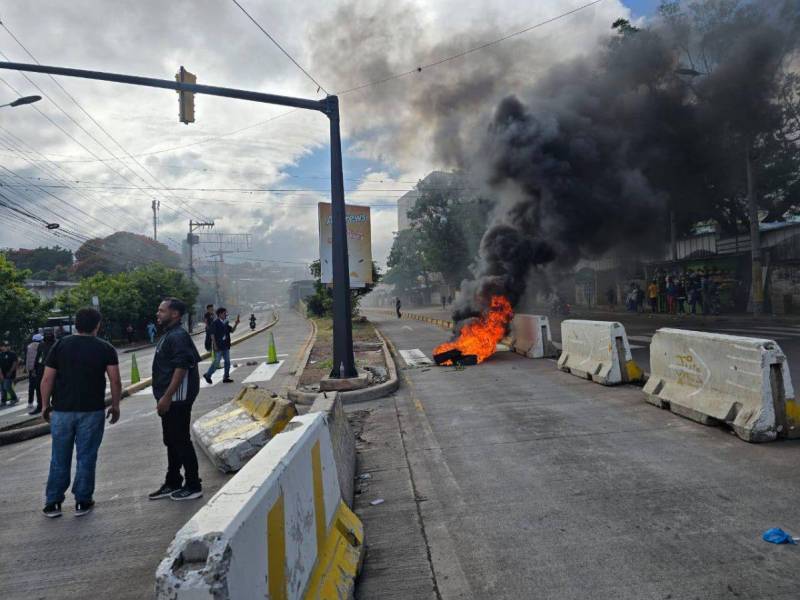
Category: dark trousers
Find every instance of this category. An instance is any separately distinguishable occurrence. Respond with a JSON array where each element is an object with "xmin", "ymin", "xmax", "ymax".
[
  {"xmin": 160, "ymin": 402, "xmax": 200, "ymax": 489},
  {"xmin": 28, "ymin": 372, "xmax": 39, "ymax": 405},
  {"xmin": 396, "ymin": 307, "xmax": 402, "ymax": 318}
]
